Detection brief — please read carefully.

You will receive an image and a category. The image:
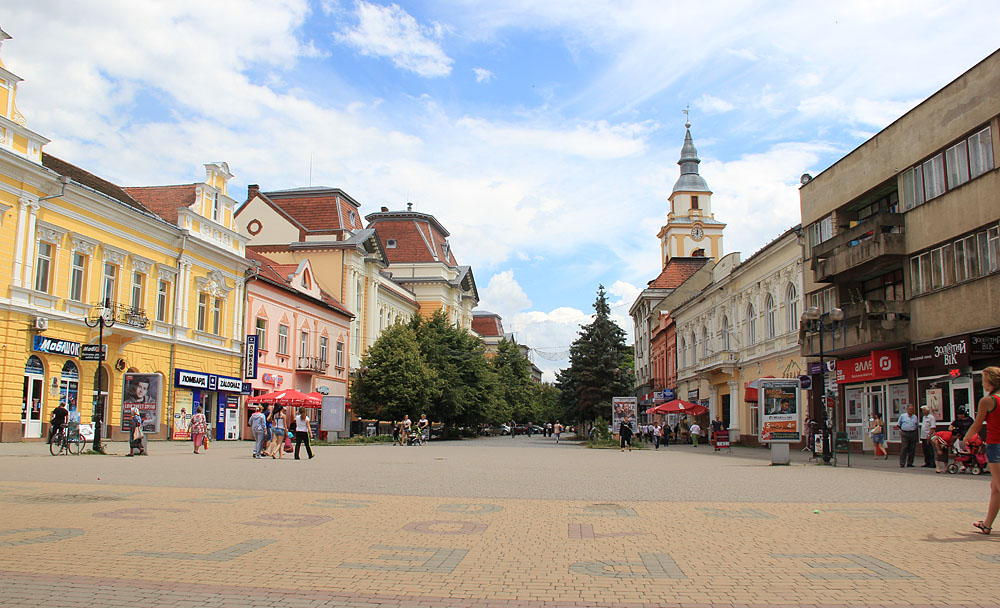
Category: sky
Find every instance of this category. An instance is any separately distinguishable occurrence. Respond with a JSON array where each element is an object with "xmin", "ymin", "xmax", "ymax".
[{"xmin": 3, "ymin": 1, "xmax": 999, "ymax": 381}]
